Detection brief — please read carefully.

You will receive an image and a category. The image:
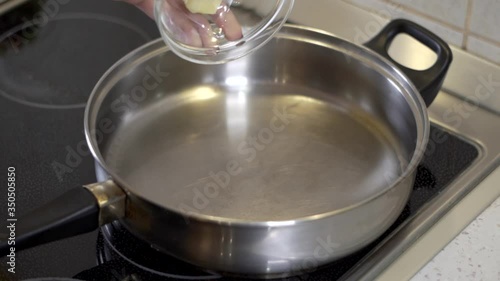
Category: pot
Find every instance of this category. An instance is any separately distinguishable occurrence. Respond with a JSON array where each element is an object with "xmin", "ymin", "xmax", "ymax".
[{"xmin": 0, "ymin": 19, "xmax": 452, "ymax": 278}]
